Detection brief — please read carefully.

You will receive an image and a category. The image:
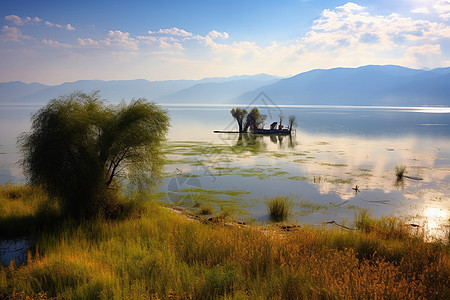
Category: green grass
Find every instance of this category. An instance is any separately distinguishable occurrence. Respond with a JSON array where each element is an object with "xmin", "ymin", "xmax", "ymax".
[
  {"xmin": 266, "ymin": 196, "xmax": 294, "ymax": 222},
  {"xmin": 0, "ymin": 185, "xmax": 60, "ymax": 238},
  {"xmin": 1, "ymin": 185, "xmax": 449, "ymax": 299}
]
